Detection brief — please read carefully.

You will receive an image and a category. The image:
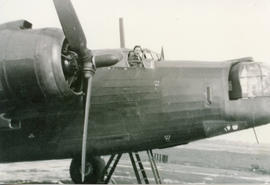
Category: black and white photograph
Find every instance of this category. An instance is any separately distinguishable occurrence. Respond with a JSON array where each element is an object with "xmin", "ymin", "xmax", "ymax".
[{"xmin": 1, "ymin": 0, "xmax": 270, "ymax": 184}]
